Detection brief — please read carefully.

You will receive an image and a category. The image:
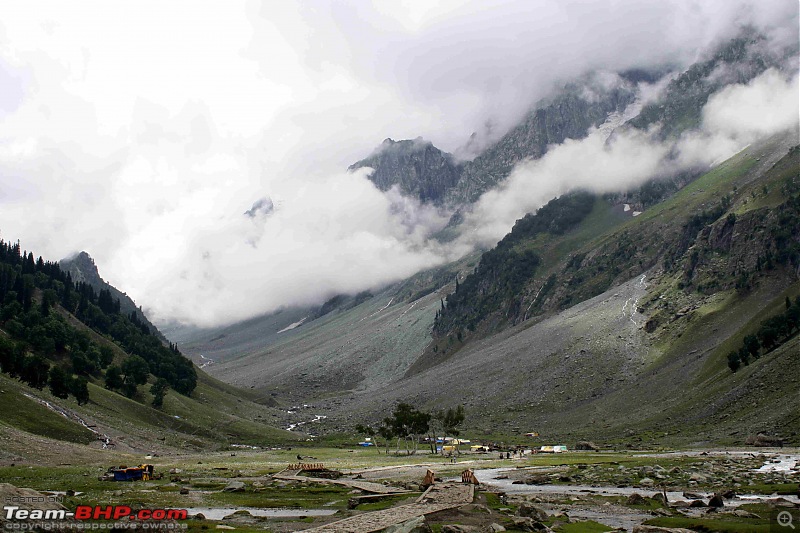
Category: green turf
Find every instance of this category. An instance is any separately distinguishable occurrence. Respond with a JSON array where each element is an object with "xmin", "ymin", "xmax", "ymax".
[{"xmin": 0, "ymin": 375, "xmax": 94, "ymax": 444}]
